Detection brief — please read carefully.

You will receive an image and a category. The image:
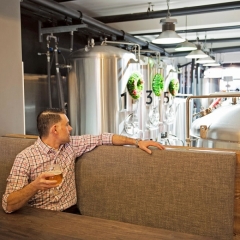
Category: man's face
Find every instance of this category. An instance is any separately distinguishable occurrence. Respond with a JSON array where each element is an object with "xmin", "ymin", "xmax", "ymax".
[{"xmin": 55, "ymin": 114, "xmax": 72, "ymax": 144}]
